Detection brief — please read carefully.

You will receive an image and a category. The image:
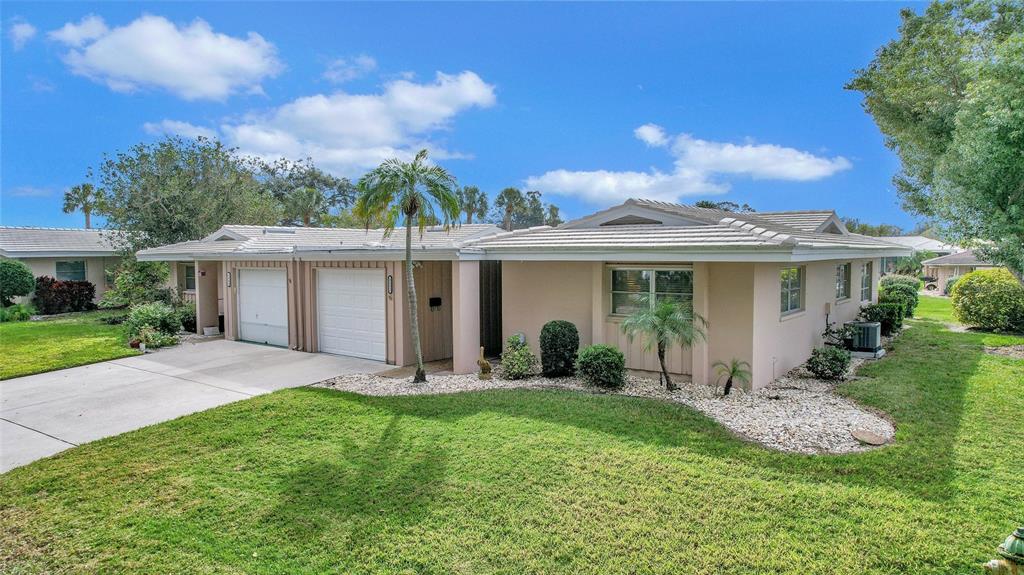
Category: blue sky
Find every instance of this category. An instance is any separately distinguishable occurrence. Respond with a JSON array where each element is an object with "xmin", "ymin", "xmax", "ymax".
[{"xmin": 2, "ymin": 2, "xmax": 921, "ymax": 229}]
